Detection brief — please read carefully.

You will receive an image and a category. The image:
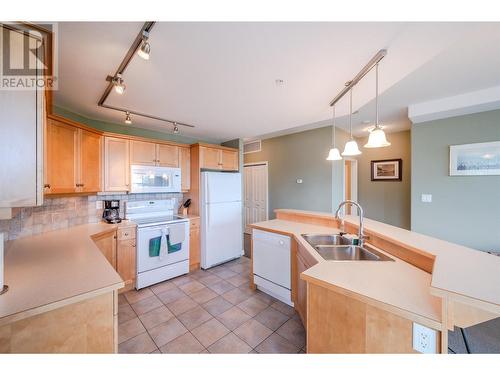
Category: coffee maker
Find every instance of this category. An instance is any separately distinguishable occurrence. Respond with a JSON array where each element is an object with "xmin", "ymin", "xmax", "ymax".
[{"xmin": 102, "ymin": 200, "xmax": 122, "ymax": 224}]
